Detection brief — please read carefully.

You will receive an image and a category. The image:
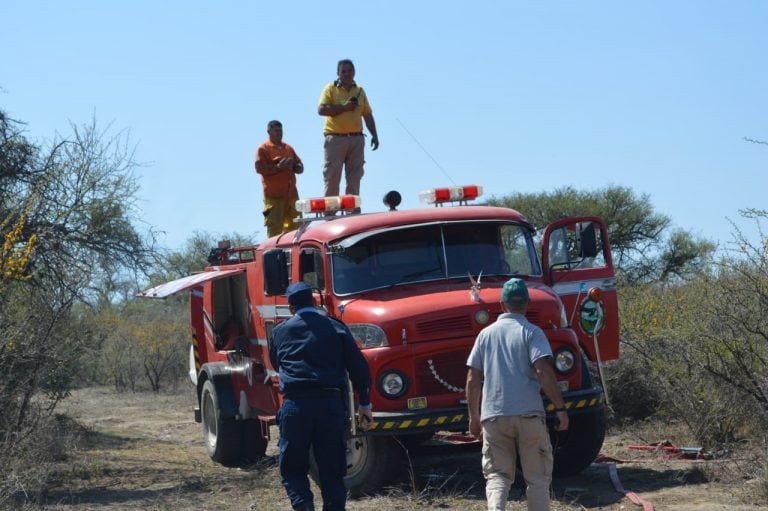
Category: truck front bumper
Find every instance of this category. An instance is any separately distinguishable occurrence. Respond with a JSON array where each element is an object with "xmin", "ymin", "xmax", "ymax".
[{"xmin": 366, "ymin": 386, "xmax": 605, "ymax": 436}]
